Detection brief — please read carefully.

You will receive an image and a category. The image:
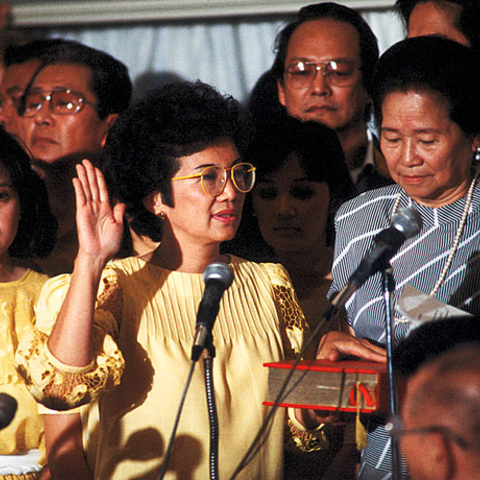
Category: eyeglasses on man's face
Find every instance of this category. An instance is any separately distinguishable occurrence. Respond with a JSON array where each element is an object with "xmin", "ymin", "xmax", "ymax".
[
  {"xmin": 284, "ymin": 59, "xmax": 359, "ymax": 89},
  {"xmin": 385, "ymin": 415, "xmax": 470, "ymax": 450},
  {"xmin": 18, "ymin": 88, "xmax": 98, "ymax": 117},
  {"xmin": 171, "ymin": 162, "xmax": 256, "ymax": 197}
]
